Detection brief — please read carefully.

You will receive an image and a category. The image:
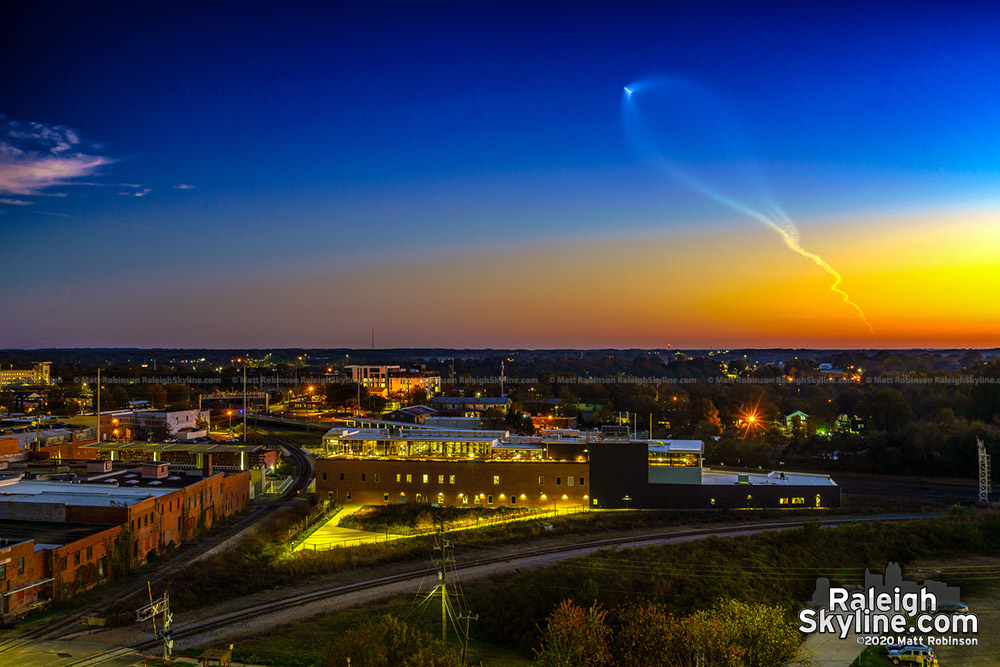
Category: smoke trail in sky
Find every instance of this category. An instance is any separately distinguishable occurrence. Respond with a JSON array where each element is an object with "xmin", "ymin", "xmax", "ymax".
[{"xmin": 623, "ymin": 79, "xmax": 875, "ymax": 337}]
